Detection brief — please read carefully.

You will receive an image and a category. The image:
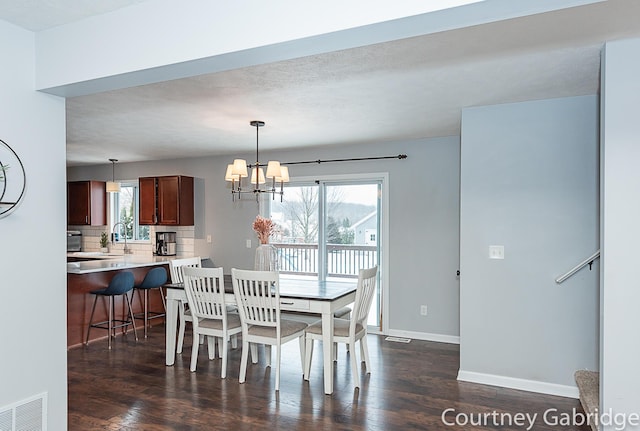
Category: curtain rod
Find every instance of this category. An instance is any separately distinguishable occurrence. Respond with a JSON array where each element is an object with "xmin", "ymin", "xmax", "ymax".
[{"xmin": 280, "ymin": 154, "xmax": 407, "ymax": 166}]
